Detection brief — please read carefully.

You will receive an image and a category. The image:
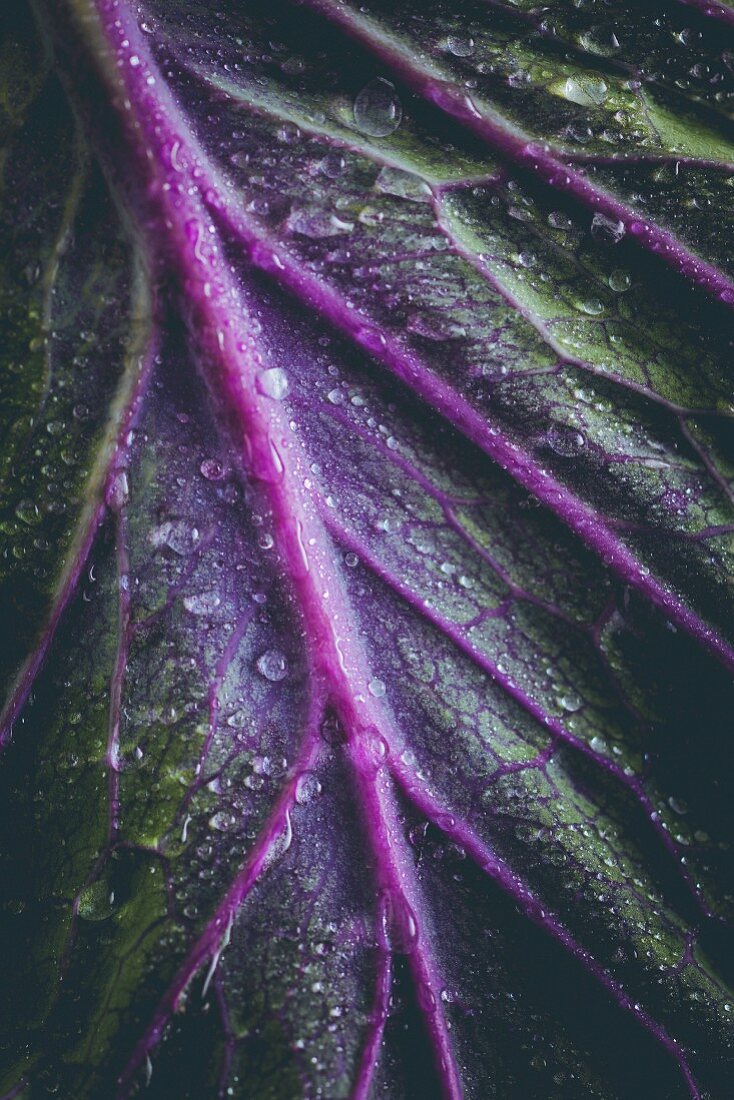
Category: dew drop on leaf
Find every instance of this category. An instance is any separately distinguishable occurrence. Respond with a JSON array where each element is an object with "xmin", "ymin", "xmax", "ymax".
[
  {"xmin": 591, "ymin": 213, "xmax": 626, "ymax": 245},
  {"xmin": 554, "ymin": 76, "xmax": 608, "ymax": 107},
  {"xmin": 546, "ymin": 425, "xmax": 586, "ymax": 457},
  {"xmin": 353, "ymin": 78, "xmax": 402, "ymax": 137},
  {"xmin": 78, "ymin": 880, "xmax": 116, "ymax": 921},
  {"xmin": 257, "ymin": 367, "xmax": 289, "ymax": 400},
  {"xmin": 200, "ymin": 458, "xmax": 225, "ymax": 480},
  {"xmin": 295, "ymin": 771, "xmax": 323, "ymax": 804},
  {"xmin": 444, "ymin": 34, "xmax": 475, "ymax": 58},
  {"xmin": 256, "ymin": 648, "xmax": 289, "ymax": 681}
]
